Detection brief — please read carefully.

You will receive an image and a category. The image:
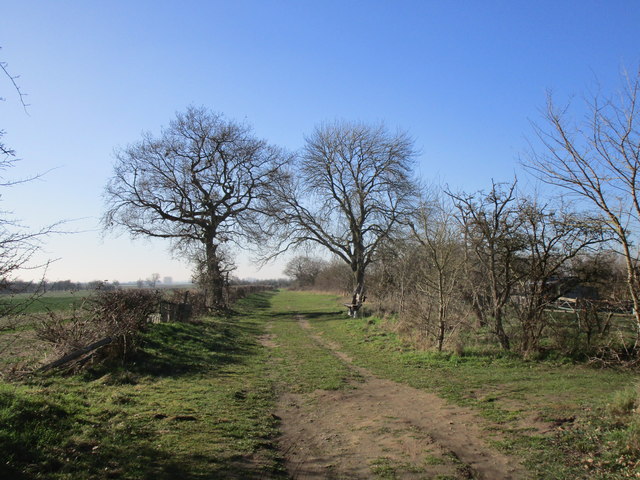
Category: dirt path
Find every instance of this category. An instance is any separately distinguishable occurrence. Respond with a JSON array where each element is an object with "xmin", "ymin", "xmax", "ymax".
[{"xmin": 266, "ymin": 316, "xmax": 529, "ymax": 480}]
